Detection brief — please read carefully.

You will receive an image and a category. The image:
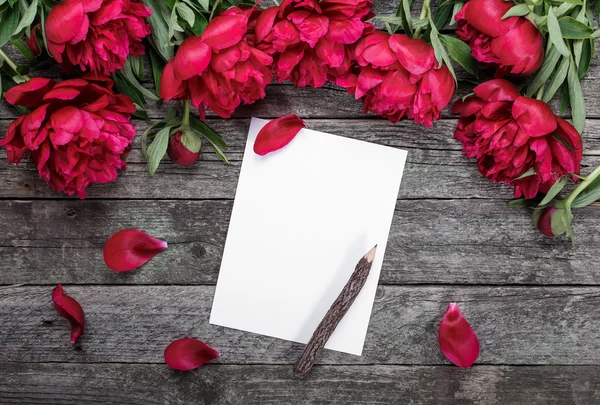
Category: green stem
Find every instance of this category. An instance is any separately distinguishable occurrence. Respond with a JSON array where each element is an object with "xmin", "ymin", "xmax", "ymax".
[
  {"xmin": 564, "ymin": 165, "xmax": 600, "ymax": 207},
  {"xmin": 209, "ymin": 0, "xmax": 222, "ymax": 21},
  {"xmin": 413, "ymin": 0, "xmax": 431, "ymax": 38},
  {"xmin": 0, "ymin": 48, "xmax": 30, "ymax": 81},
  {"xmin": 182, "ymin": 100, "xmax": 190, "ymax": 126}
]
